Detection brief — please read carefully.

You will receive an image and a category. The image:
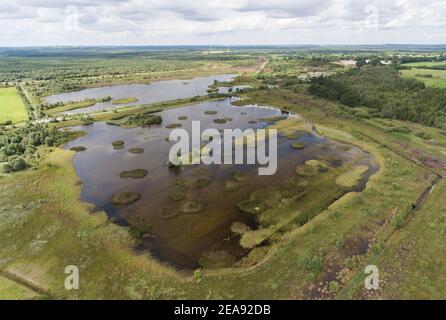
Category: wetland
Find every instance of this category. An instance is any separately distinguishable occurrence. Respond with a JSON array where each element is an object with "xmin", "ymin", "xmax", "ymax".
[{"xmin": 65, "ymin": 97, "xmax": 378, "ymax": 268}]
